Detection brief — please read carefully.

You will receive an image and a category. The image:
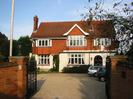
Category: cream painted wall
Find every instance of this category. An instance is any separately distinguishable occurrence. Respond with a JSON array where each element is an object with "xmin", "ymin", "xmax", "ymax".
[
  {"xmin": 33, "ymin": 52, "xmax": 115, "ymax": 71},
  {"xmin": 59, "ymin": 53, "xmax": 69, "ymax": 72}
]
